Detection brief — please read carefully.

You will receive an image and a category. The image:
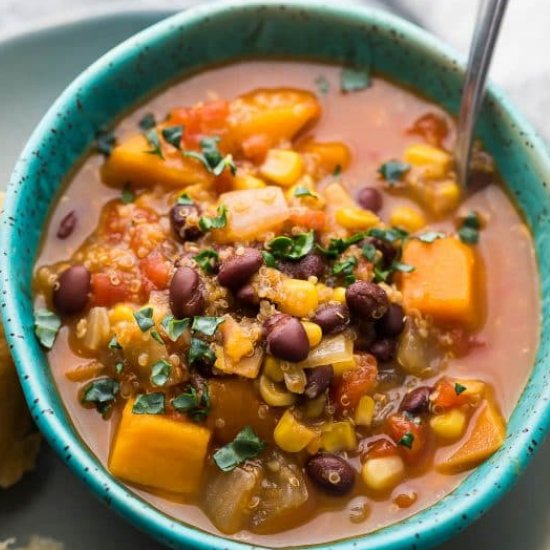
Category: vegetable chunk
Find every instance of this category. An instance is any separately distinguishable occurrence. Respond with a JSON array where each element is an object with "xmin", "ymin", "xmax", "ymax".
[
  {"xmin": 401, "ymin": 237, "xmax": 477, "ymax": 324},
  {"xmin": 214, "ymin": 186, "xmax": 289, "ymax": 242},
  {"xmin": 102, "ymin": 133, "xmax": 212, "ymax": 187},
  {"xmin": 437, "ymin": 398, "xmax": 506, "ymax": 473},
  {"xmin": 109, "ymin": 399, "xmax": 211, "ymax": 495}
]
